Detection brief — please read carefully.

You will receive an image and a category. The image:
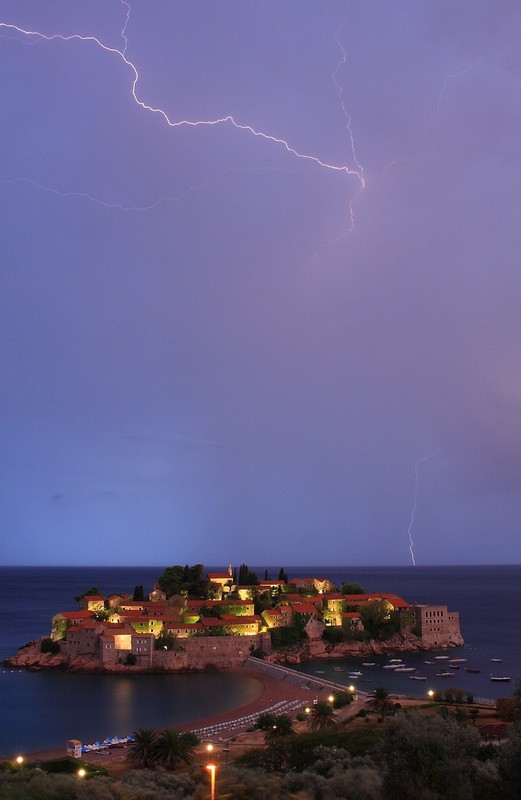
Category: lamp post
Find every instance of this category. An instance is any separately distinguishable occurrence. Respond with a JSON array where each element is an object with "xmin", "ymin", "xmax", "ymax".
[
  {"xmin": 222, "ymin": 746, "xmax": 230, "ymax": 768},
  {"xmin": 206, "ymin": 763, "xmax": 217, "ymax": 800}
]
